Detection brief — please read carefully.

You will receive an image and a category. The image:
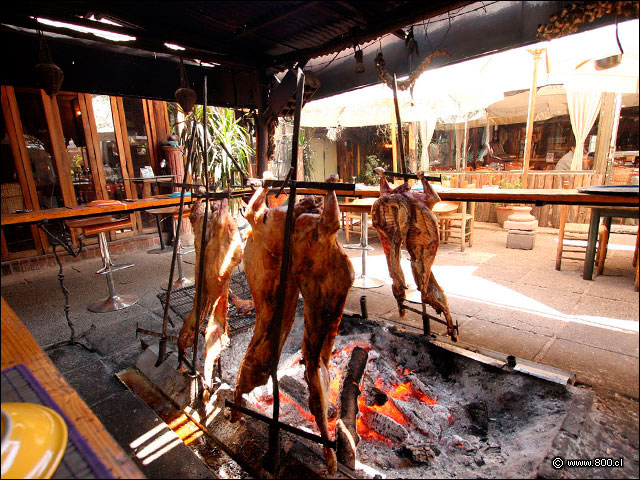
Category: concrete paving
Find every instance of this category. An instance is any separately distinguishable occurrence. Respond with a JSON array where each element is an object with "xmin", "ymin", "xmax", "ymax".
[{"xmin": 1, "ymin": 221, "xmax": 638, "ymax": 477}]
